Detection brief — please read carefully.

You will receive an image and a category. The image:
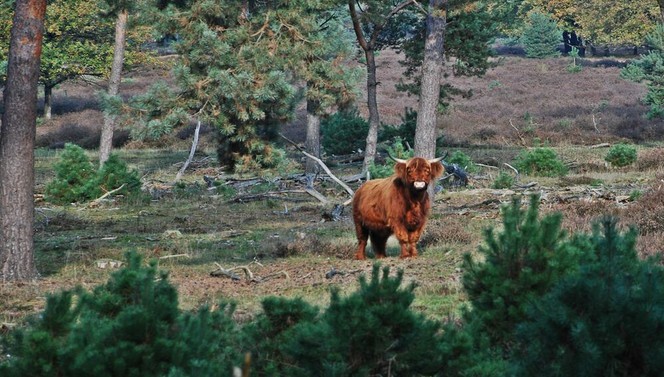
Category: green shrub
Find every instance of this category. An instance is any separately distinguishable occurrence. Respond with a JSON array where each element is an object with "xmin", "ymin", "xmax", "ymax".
[
  {"xmin": 44, "ymin": 143, "xmax": 98, "ymax": 204},
  {"xmin": 520, "ymin": 12, "xmax": 561, "ymax": 59},
  {"xmin": 45, "ymin": 143, "xmax": 142, "ymax": 204},
  {"xmin": 605, "ymin": 143, "xmax": 637, "ymax": 167},
  {"xmin": 368, "ymin": 138, "xmax": 413, "ymax": 179},
  {"xmin": 321, "ymin": 108, "xmax": 369, "ymax": 155},
  {"xmin": 566, "ymin": 47, "xmax": 583, "ymax": 73},
  {"xmin": 513, "ymin": 147, "xmax": 568, "ymax": 177},
  {"xmin": 461, "ymin": 196, "xmax": 587, "ymax": 348},
  {"xmin": 283, "ymin": 265, "xmax": 444, "ymax": 376},
  {"xmin": 447, "ymin": 150, "xmax": 478, "ymax": 173},
  {"xmin": 515, "ymin": 218, "xmax": 664, "ymax": 376},
  {"xmin": 379, "ymin": 107, "xmax": 418, "ymax": 146},
  {"xmin": 621, "ymin": 24, "xmax": 664, "ymax": 119},
  {"xmin": 492, "ymin": 171, "xmax": 514, "ymax": 189},
  {"xmin": 85, "ymin": 154, "xmax": 142, "ymax": 198},
  {"xmin": 0, "ymin": 251, "xmax": 242, "ymax": 376}
]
